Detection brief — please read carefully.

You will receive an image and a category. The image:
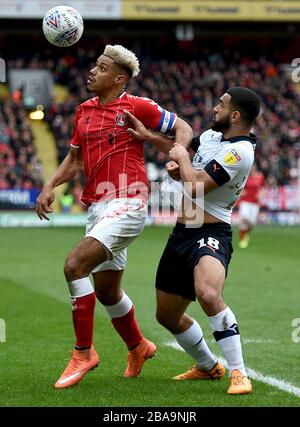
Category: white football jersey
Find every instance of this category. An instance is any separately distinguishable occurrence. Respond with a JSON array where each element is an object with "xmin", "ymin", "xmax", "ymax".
[{"xmin": 162, "ymin": 129, "xmax": 256, "ymax": 224}]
